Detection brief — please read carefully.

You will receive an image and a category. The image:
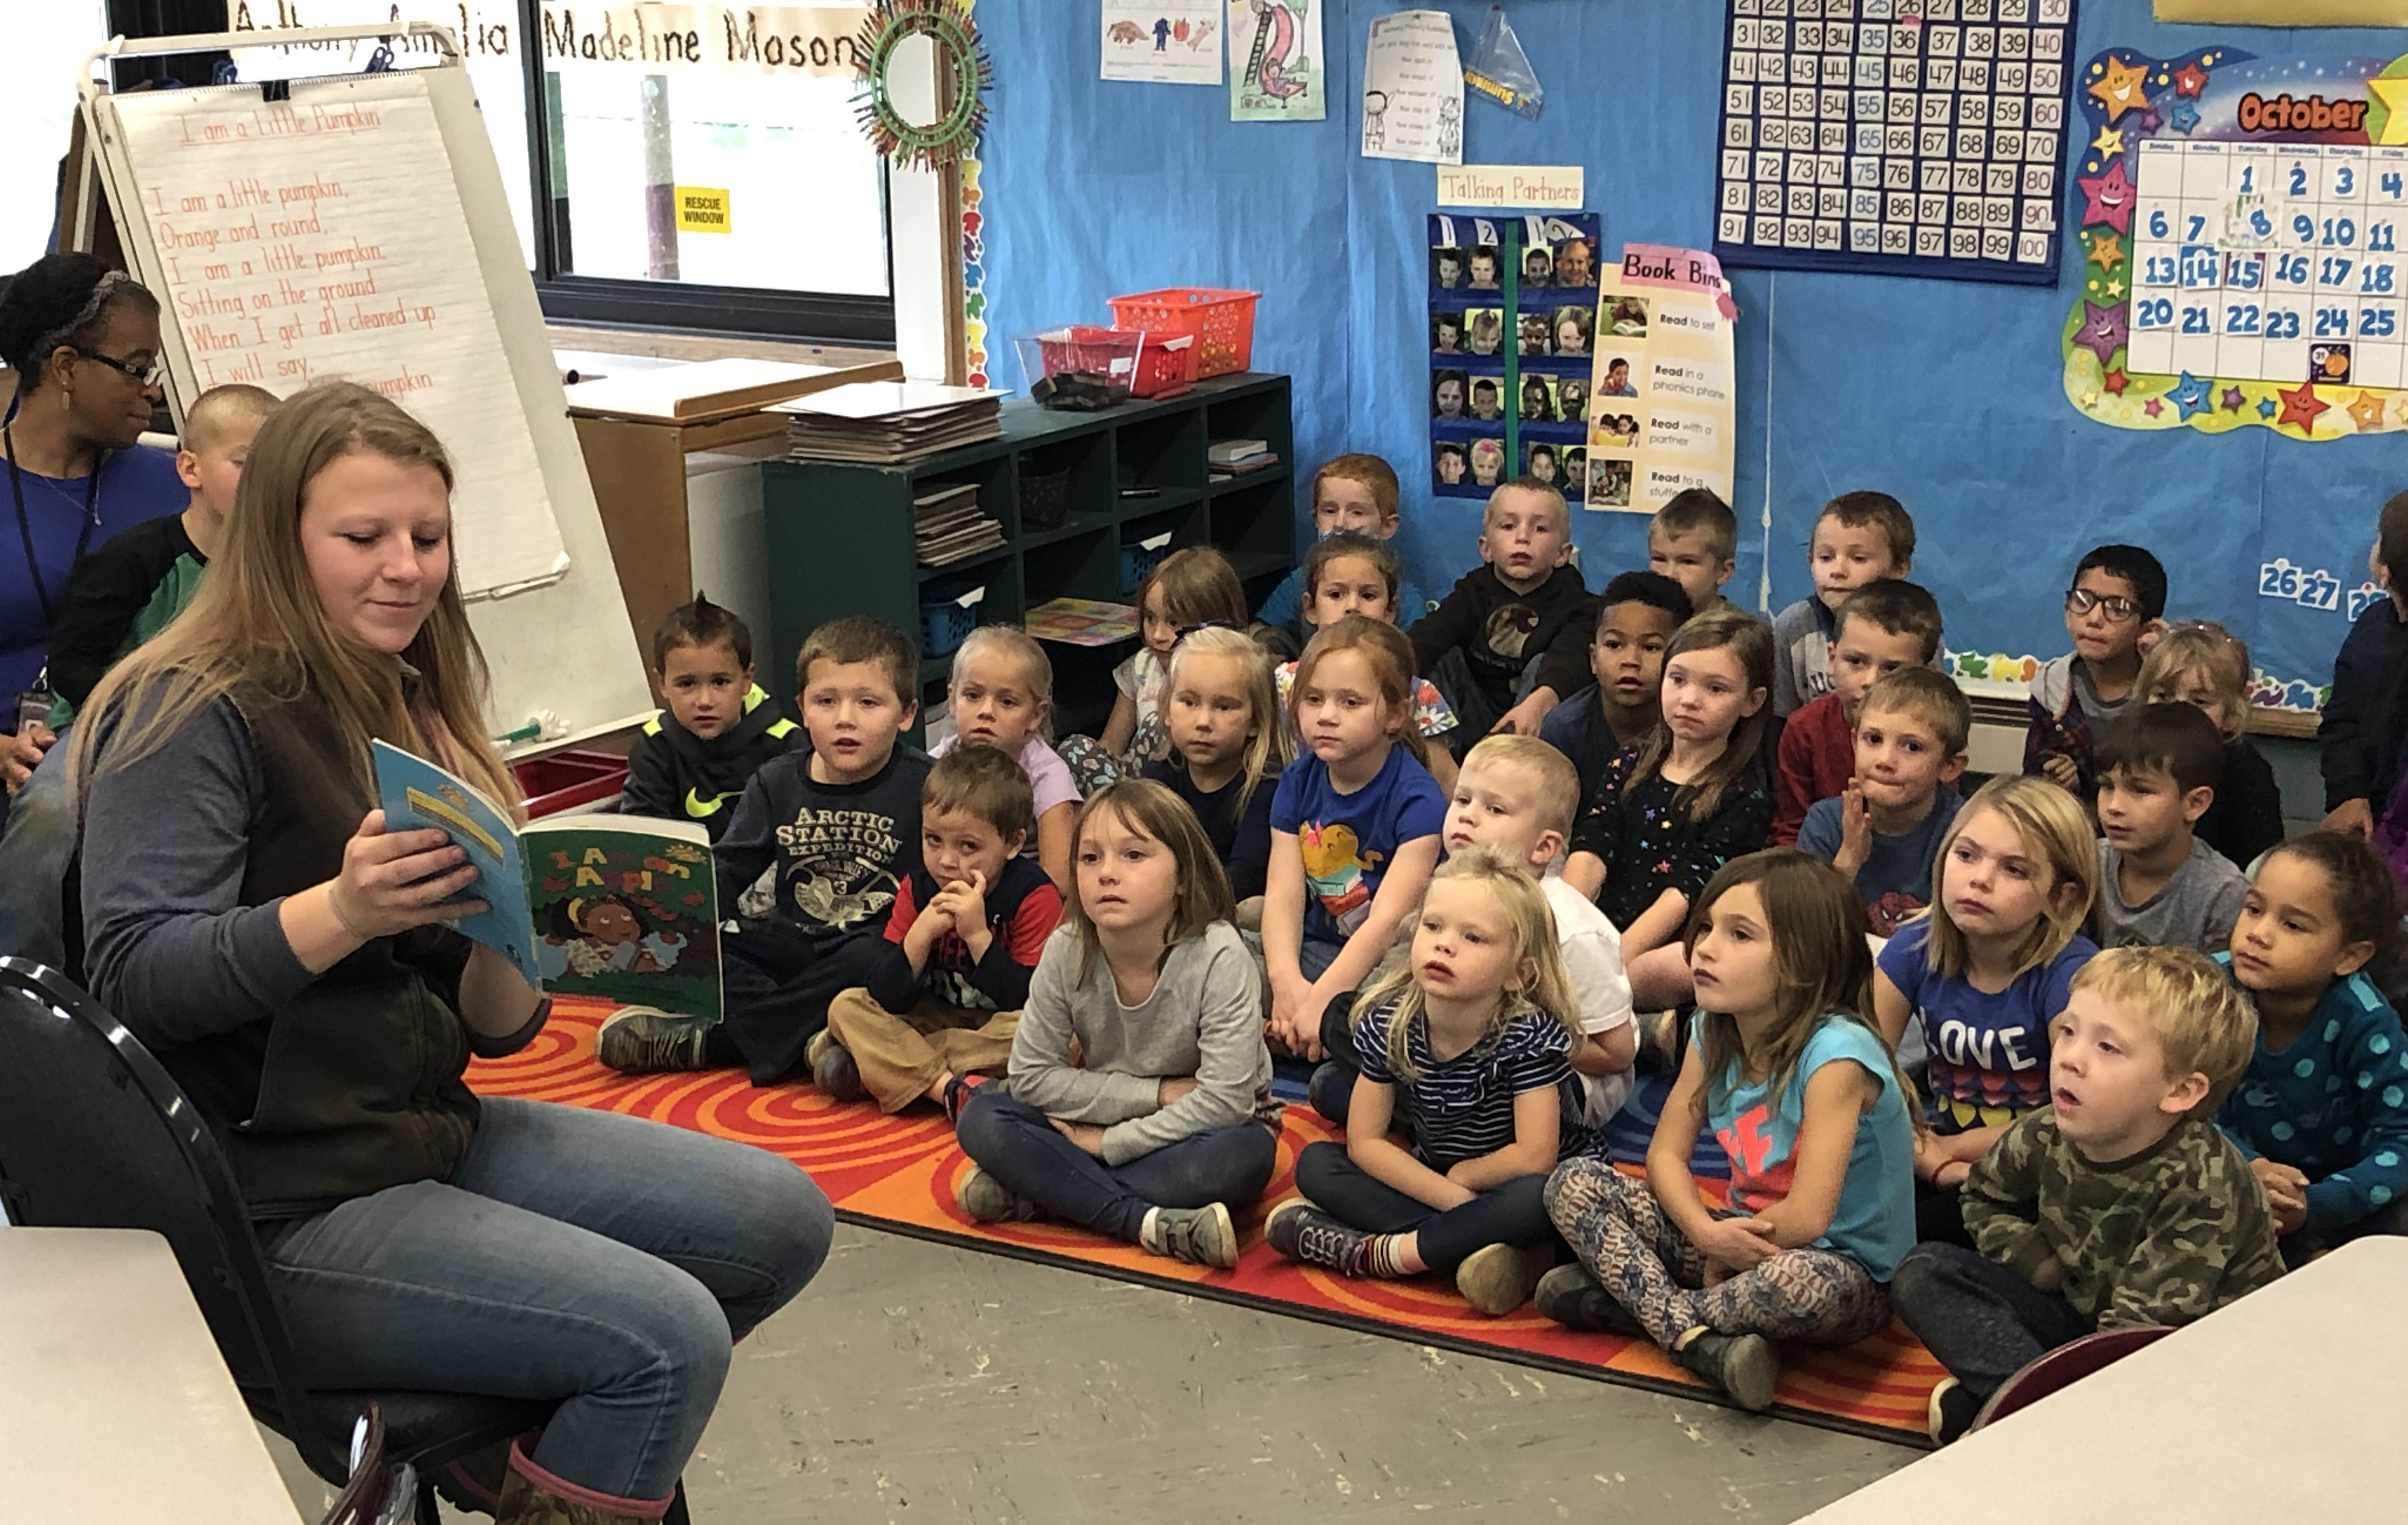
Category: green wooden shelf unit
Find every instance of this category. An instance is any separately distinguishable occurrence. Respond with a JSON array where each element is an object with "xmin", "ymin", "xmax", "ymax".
[{"xmin": 762, "ymin": 373, "xmax": 1297, "ymax": 742}]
